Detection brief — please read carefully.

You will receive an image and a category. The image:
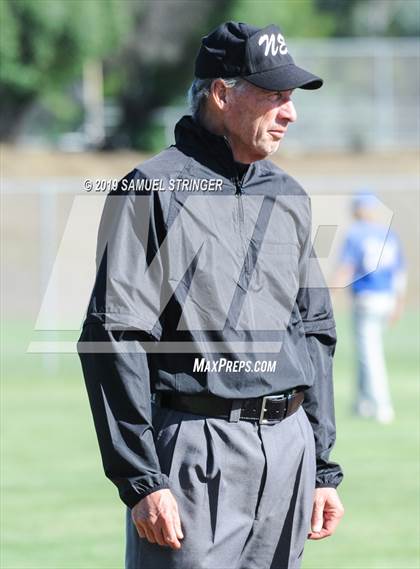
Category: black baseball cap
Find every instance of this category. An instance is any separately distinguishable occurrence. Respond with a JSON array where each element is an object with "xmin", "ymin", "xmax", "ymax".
[{"xmin": 194, "ymin": 21, "xmax": 323, "ymax": 91}]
